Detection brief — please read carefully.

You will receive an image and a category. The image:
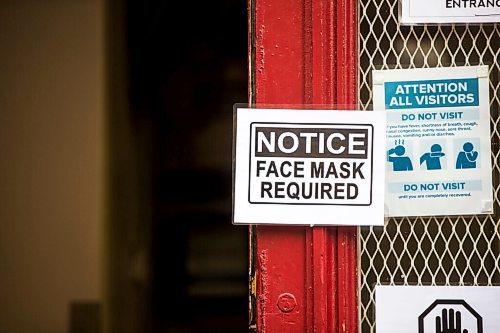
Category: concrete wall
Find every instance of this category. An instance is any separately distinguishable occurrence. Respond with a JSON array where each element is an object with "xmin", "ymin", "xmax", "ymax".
[{"xmin": 0, "ymin": 1, "xmax": 104, "ymax": 332}]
